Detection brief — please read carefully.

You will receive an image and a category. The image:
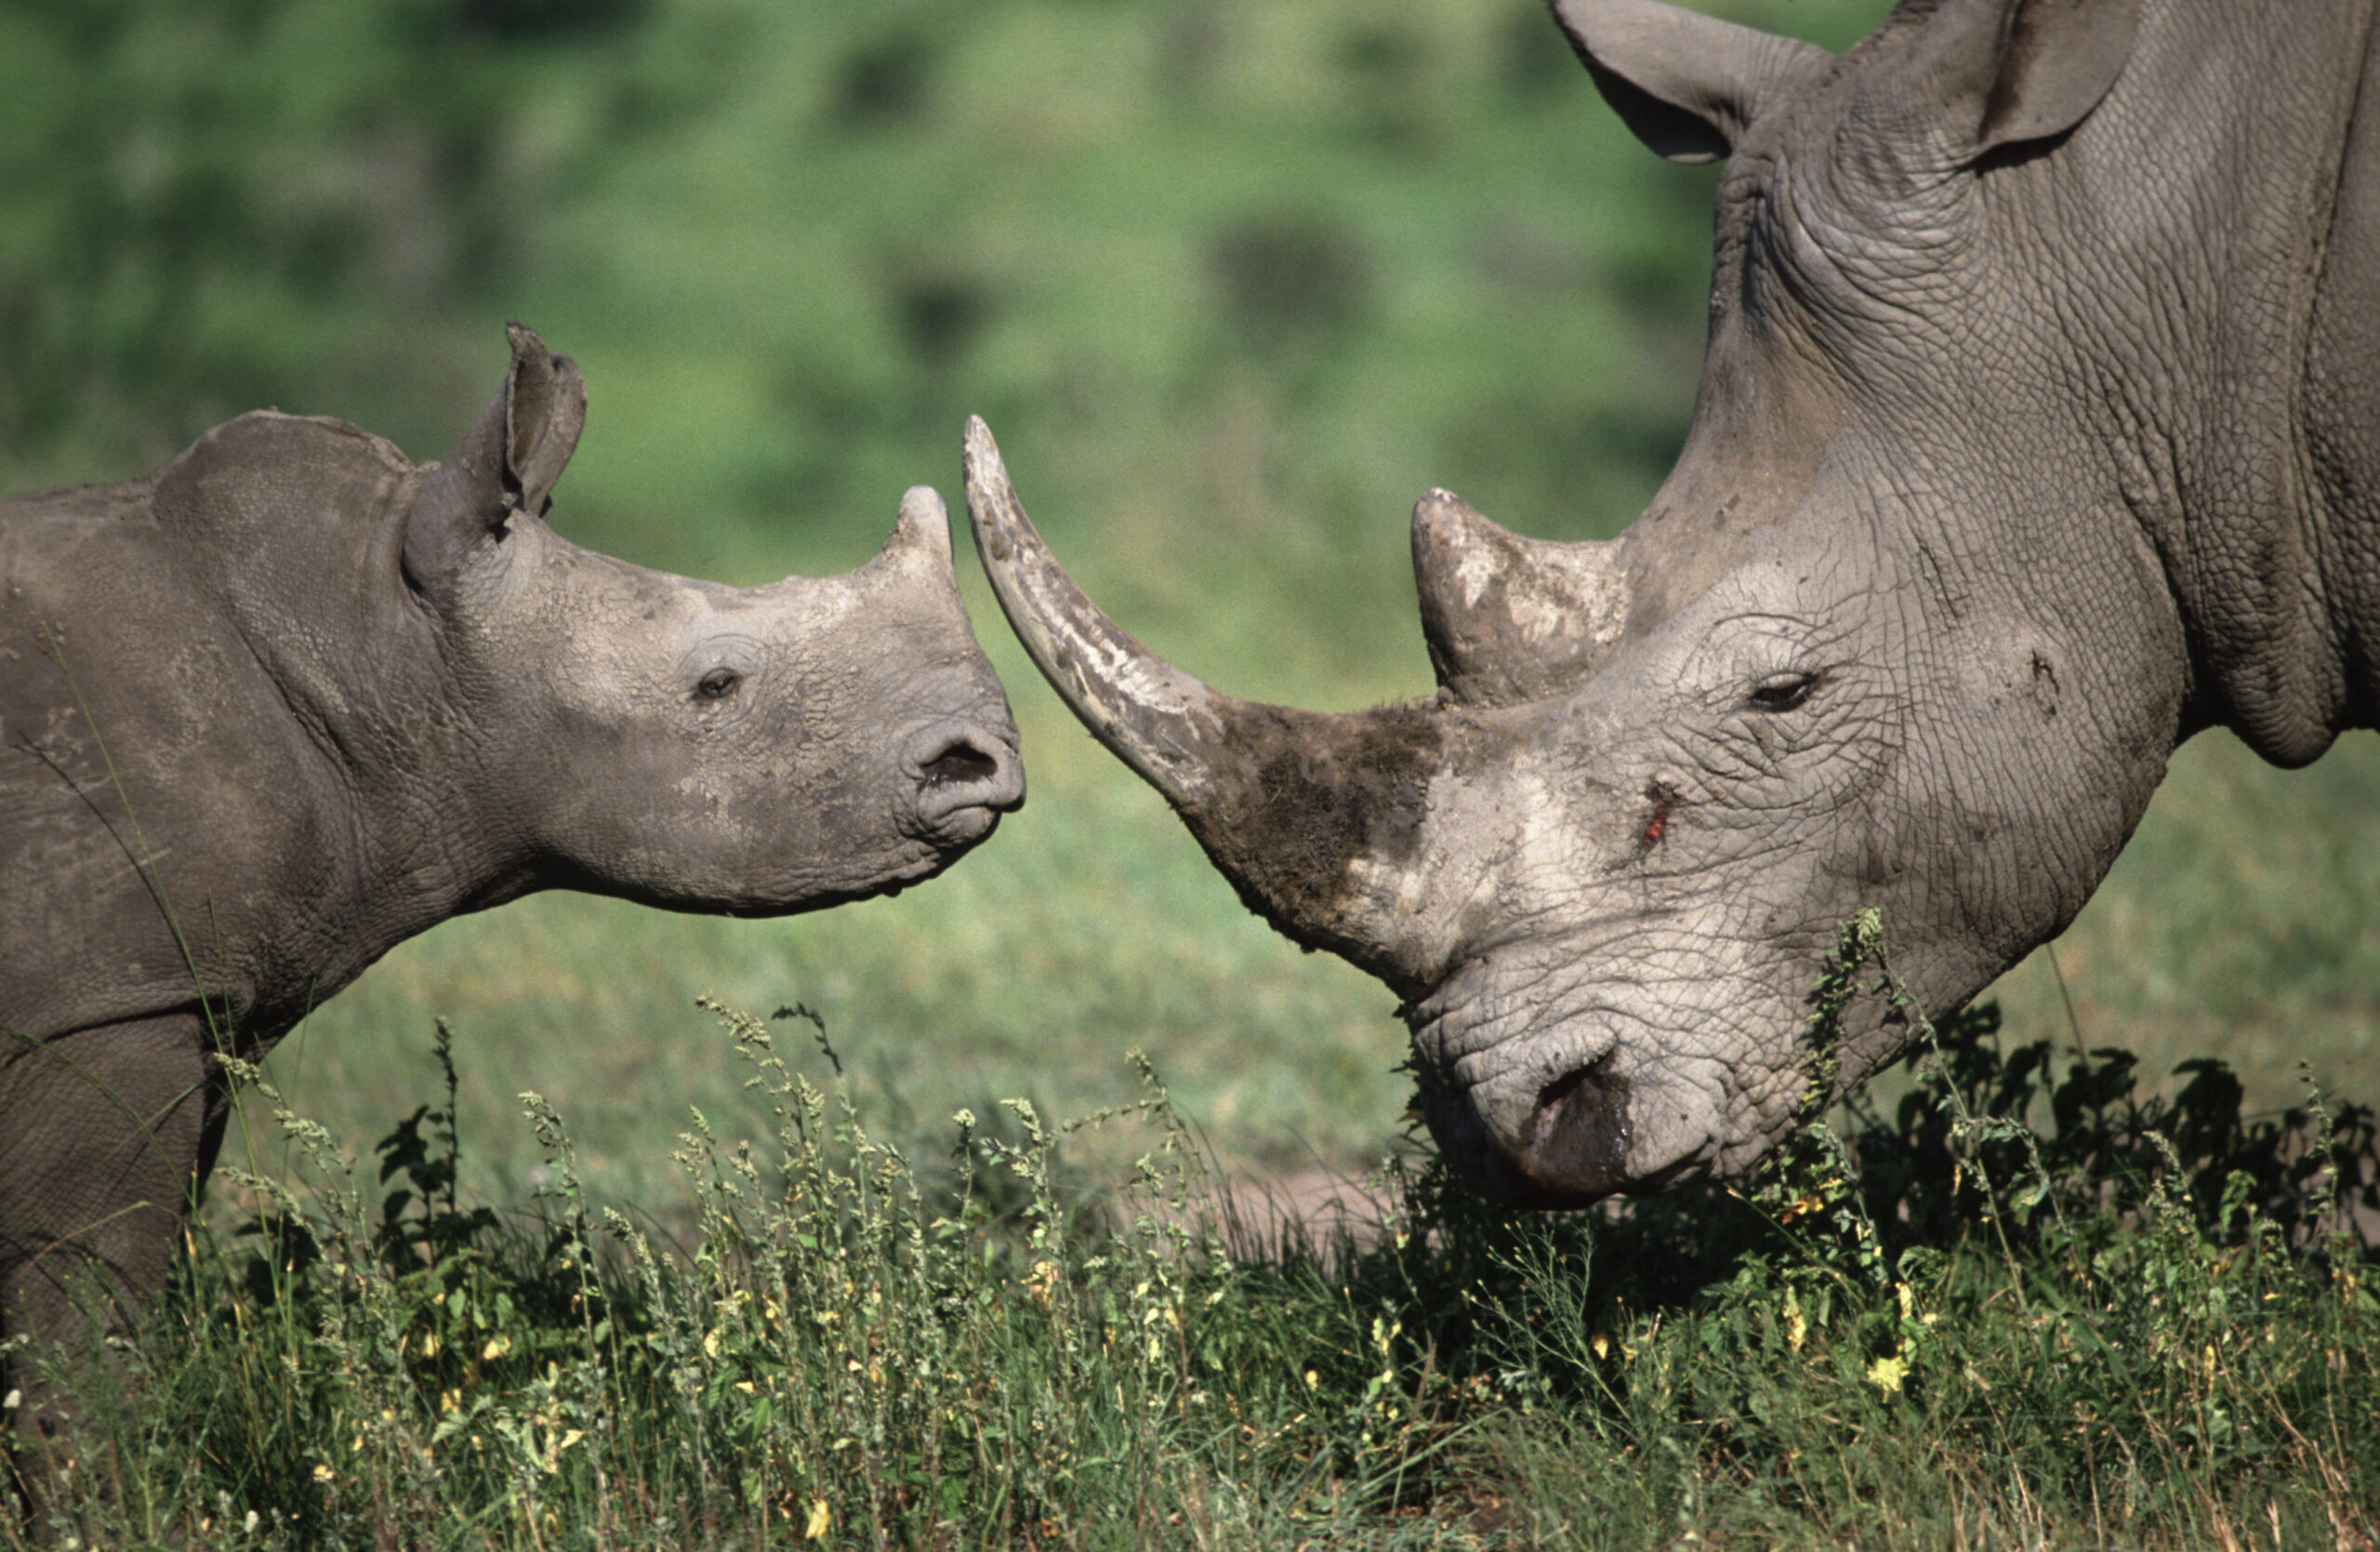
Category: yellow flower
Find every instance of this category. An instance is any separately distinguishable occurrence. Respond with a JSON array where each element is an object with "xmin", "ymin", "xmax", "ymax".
[
  {"xmin": 311, "ymin": 1464, "xmax": 334, "ymax": 1484},
  {"xmin": 1025, "ymin": 1260, "xmax": 1062, "ymax": 1308},
  {"xmin": 1866, "ymin": 1353, "xmax": 1908, "ymax": 1396},
  {"xmin": 805, "ymin": 1498, "xmax": 832, "ymax": 1541}
]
